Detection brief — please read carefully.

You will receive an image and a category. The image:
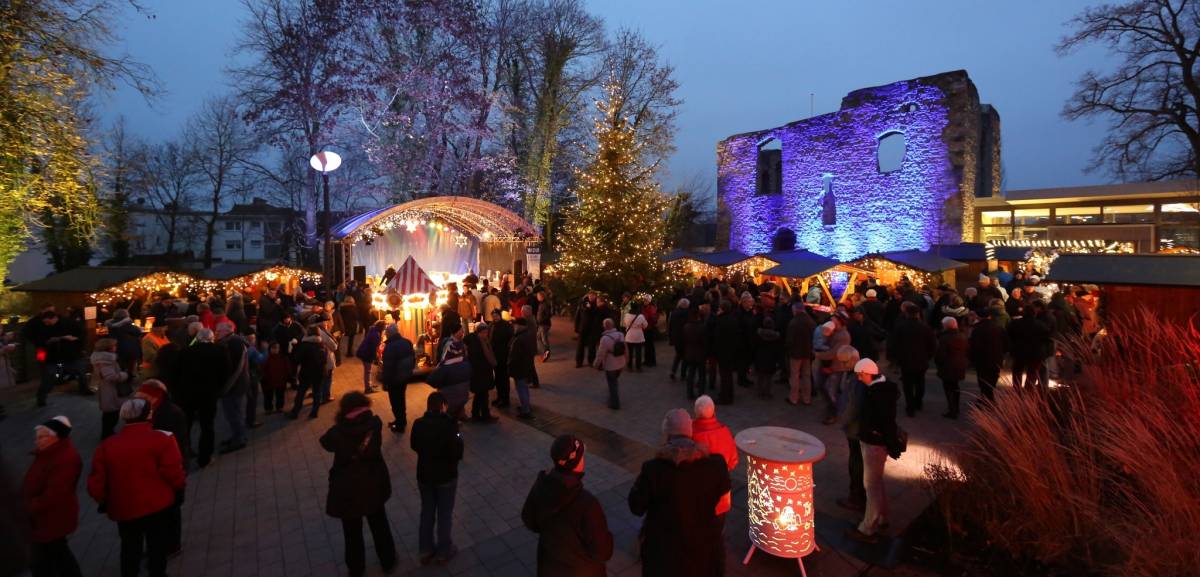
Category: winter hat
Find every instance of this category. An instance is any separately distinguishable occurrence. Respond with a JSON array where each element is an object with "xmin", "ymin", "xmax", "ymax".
[
  {"xmin": 1029, "ymin": 275, "xmax": 1041, "ymax": 283},
  {"xmin": 978, "ymin": 273, "xmax": 991, "ymax": 284},
  {"xmin": 120, "ymin": 398, "xmax": 152, "ymax": 422},
  {"xmin": 37, "ymin": 416, "xmax": 72, "ymax": 439},
  {"xmin": 694, "ymin": 395, "xmax": 716, "ymax": 419},
  {"xmin": 821, "ymin": 322, "xmax": 836, "ymax": 336},
  {"xmin": 661, "ymin": 408, "xmax": 693, "ymax": 438},
  {"xmin": 854, "ymin": 358, "xmax": 880, "ymax": 375},
  {"xmin": 865, "ymin": 289, "xmax": 877, "ymax": 298},
  {"xmin": 137, "ymin": 380, "xmax": 168, "ymax": 407},
  {"xmin": 942, "ymin": 317, "xmax": 959, "ymax": 330},
  {"xmin": 550, "ymin": 434, "xmax": 586, "ymax": 471}
]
